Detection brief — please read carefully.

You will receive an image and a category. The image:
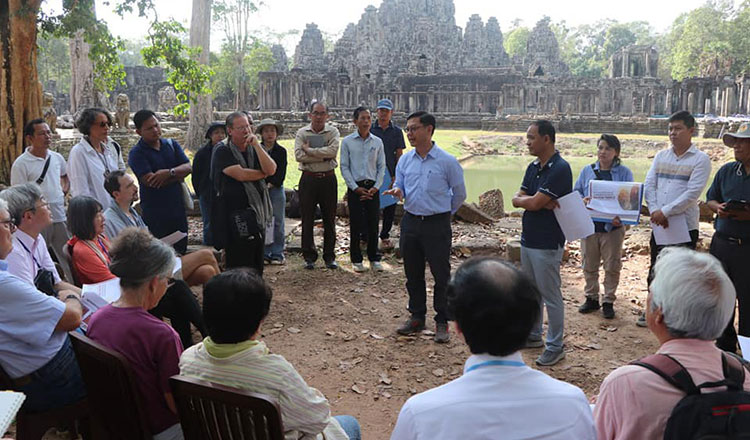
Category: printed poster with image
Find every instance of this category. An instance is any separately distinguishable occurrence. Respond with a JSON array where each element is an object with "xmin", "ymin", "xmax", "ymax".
[{"xmin": 586, "ymin": 180, "xmax": 643, "ymax": 225}]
